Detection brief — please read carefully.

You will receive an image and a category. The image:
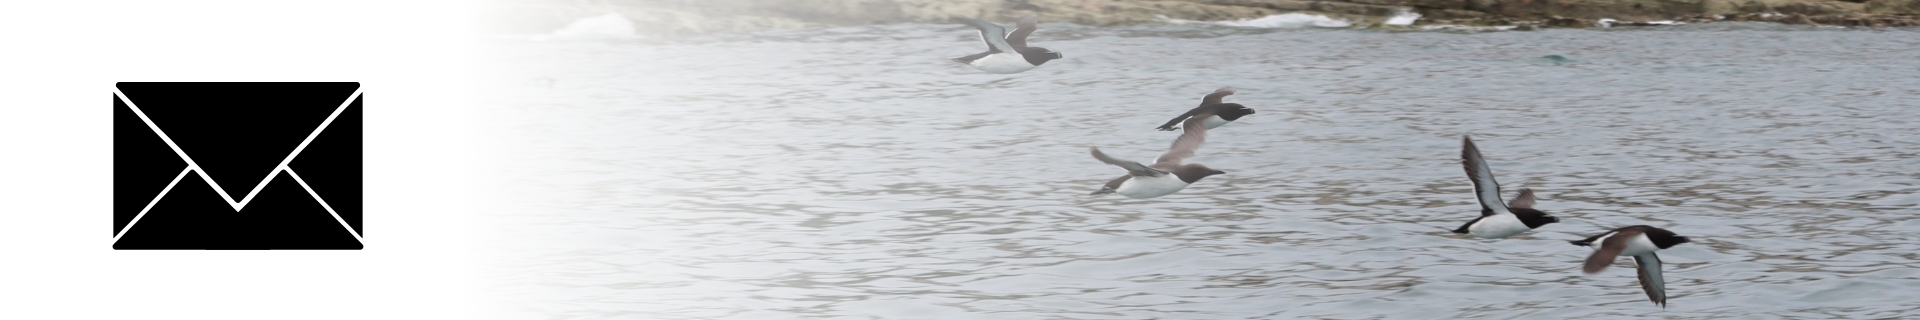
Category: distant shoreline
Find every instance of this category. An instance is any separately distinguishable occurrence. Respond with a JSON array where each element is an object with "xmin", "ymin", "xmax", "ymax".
[{"xmin": 477, "ymin": 0, "xmax": 1920, "ymax": 36}]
